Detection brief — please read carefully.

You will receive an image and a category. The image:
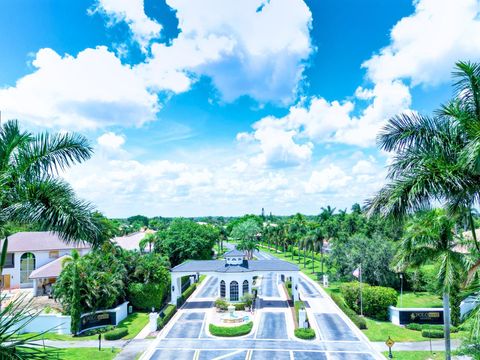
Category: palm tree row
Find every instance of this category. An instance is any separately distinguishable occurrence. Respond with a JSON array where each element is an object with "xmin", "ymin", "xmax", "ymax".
[{"xmin": 367, "ymin": 61, "xmax": 480, "ymax": 360}]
